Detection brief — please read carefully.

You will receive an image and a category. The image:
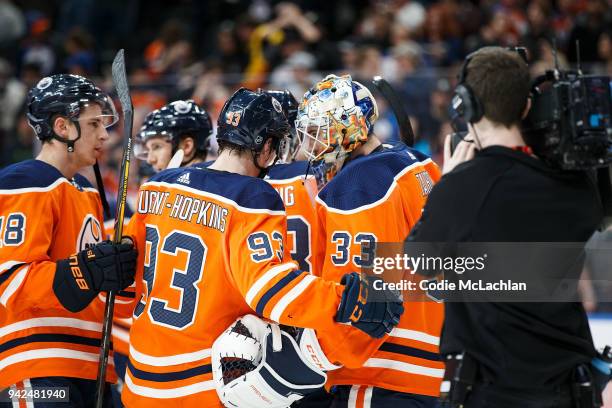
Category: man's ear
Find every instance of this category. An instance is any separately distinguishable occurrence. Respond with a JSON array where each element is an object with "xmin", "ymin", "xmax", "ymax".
[
  {"xmin": 52, "ymin": 116, "xmax": 69, "ymax": 138},
  {"xmin": 262, "ymin": 138, "xmax": 274, "ymax": 156},
  {"xmin": 521, "ymin": 97, "xmax": 532, "ymax": 120},
  {"xmin": 178, "ymin": 137, "xmax": 195, "ymax": 156}
]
